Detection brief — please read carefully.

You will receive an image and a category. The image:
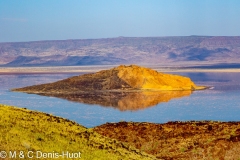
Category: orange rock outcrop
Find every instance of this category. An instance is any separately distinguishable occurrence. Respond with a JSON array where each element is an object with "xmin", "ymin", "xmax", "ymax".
[
  {"xmin": 12, "ymin": 65, "xmax": 205, "ymax": 93},
  {"xmin": 116, "ymin": 65, "xmax": 205, "ymax": 90}
]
